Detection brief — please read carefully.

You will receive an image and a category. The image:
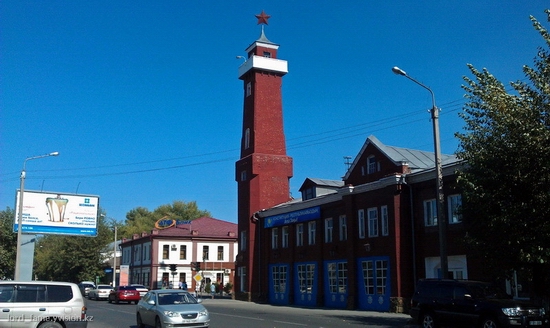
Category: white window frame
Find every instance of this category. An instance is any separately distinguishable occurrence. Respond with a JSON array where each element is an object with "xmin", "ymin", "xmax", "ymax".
[
  {"xmin": 308, "ymin": 221, "xmax": 316, "ymax": 245},
  {"xmin": 367, "ymin": 156, "xmax": 377, "ymax": 174},
  {"xmin": 381, "ymin": 206, "xmax": 389, "ymax": 236},
  {"xmin": 367, "ymin": 207, "xmax": 379, "ymax": 237},
  {"xmin": 296, "ymin": 224, "xmax": 304, "ymax": 246},
  {"xmin": 282, "ymin": 226, "xmax": 289, "ymax": 248},
  {"xmin": 272, "ymin": 228, "xmax": 279, "ymax": 249},
  {"xmin": 423, "ymin": 199, "xmax": 438, "ymax": 226},
  {"xmin": 324, "ymin": 218, "xmax": 333, "ymax": 243},
  {"xmin": 358, "ymin": 209, "xmax": 365, "ymax": 239},
  {"xmin": 339, "ymin": 215, "xmax": 347, "ymax": 241}
]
